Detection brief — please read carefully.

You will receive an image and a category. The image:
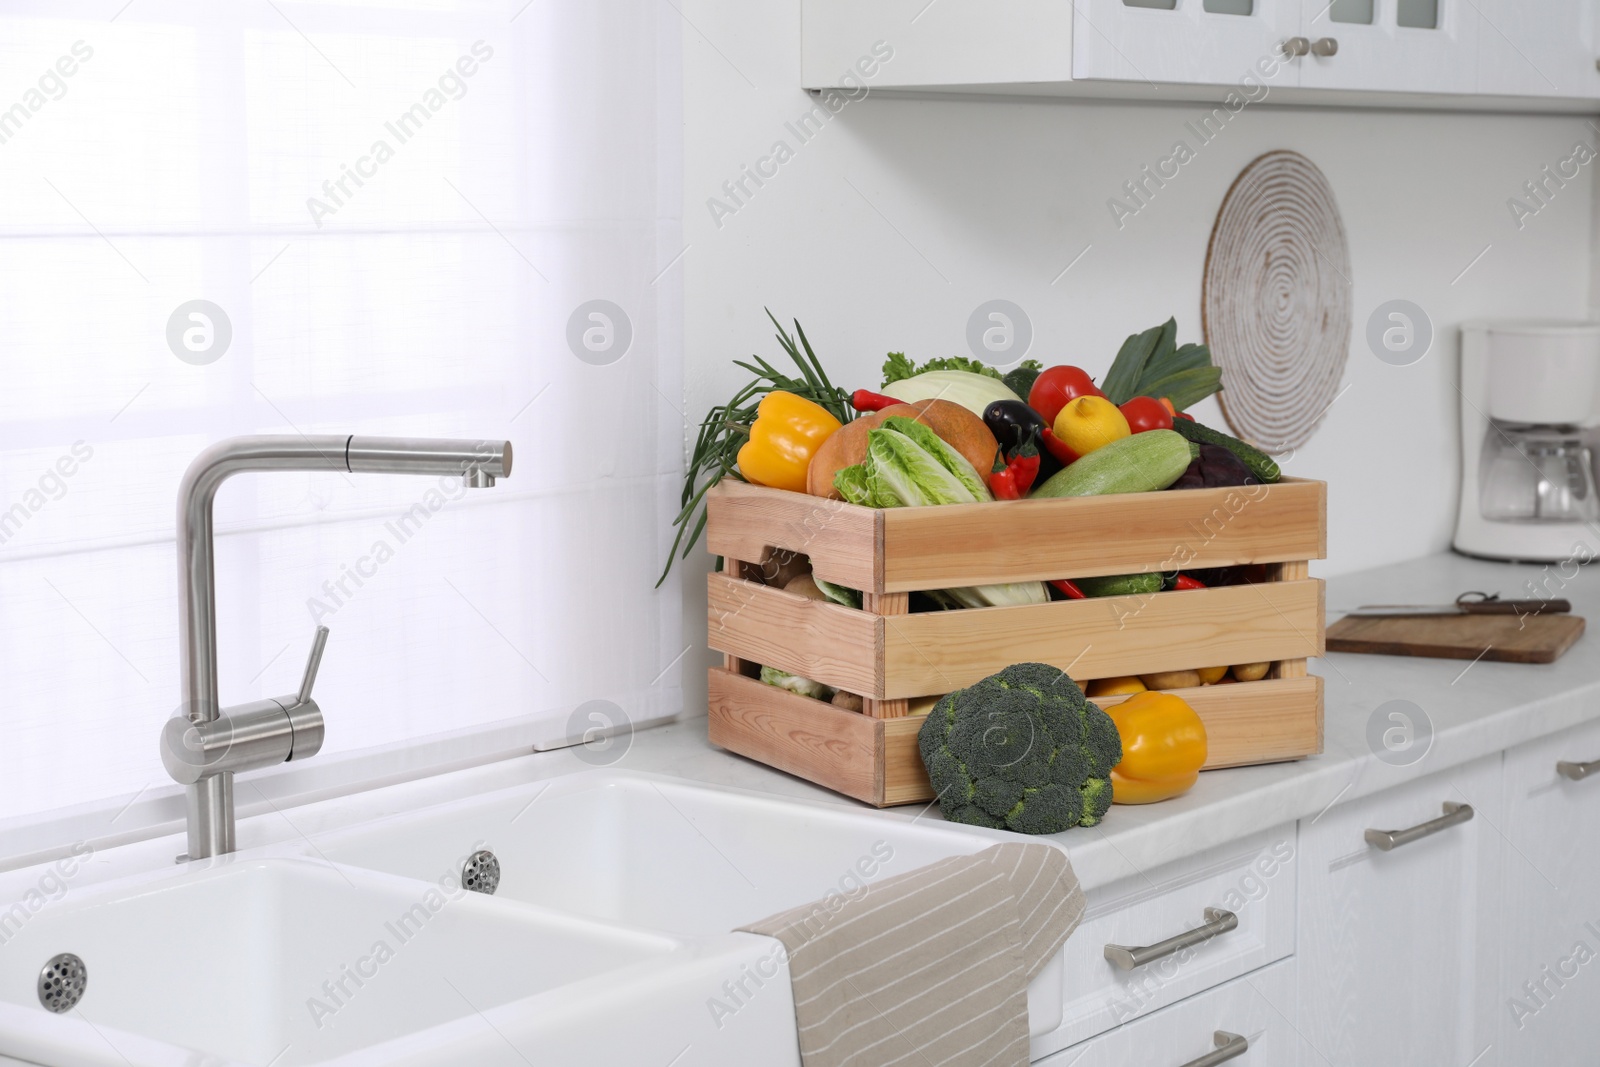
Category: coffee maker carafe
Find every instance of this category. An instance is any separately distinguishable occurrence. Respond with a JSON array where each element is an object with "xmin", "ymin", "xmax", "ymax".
[{"xmin": 1455, "ymin": 321, "xmax": 1600, "ymax": 562}]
